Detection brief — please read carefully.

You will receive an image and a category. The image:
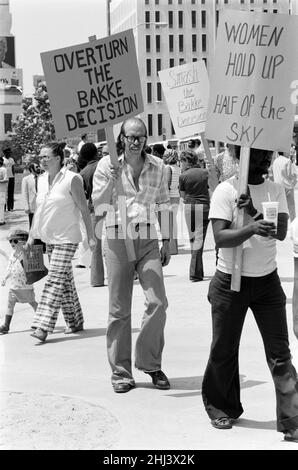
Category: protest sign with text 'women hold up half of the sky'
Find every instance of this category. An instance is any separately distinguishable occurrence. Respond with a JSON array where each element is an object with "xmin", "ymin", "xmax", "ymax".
[
  {"xmin": 40, "ymin": 29, "xmax": 143, "ymax": 140},
  {"xmin": 206, "ymin": 9, "xmax": 298, "ymax": 153}
]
